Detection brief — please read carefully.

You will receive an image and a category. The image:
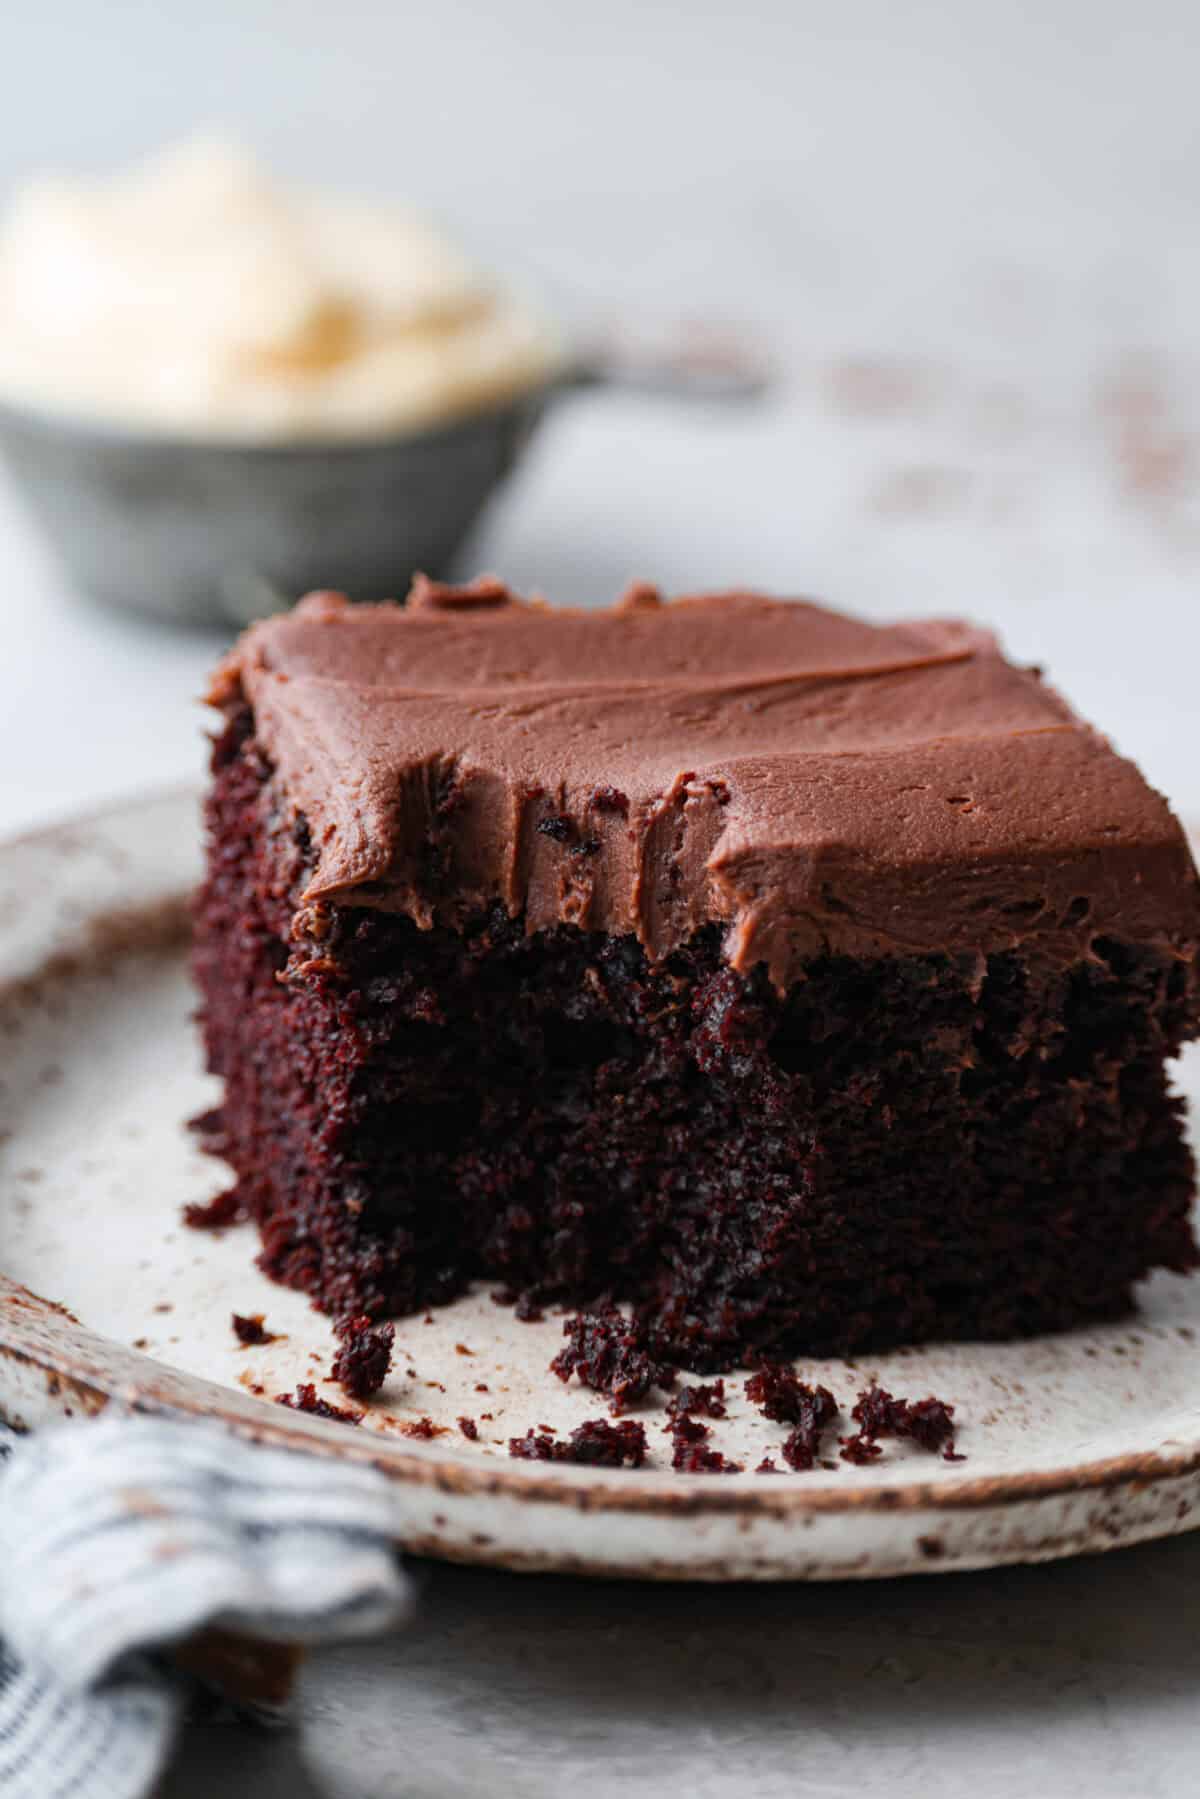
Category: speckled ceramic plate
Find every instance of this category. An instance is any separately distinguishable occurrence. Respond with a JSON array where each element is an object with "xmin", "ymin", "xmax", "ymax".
[{"xmin": 3, "ymin": 788, "xmax": 1200, "ymax": 1580}]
